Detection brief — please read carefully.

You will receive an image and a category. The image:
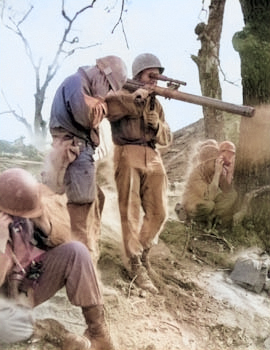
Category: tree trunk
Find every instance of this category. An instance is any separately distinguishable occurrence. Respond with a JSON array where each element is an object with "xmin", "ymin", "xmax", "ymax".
[
  {"xmin": 34, "ymin": 75, "xmax": 47, "ymax": 147},
  {"xmin": 233, "ymin": 0, "xmax": 270, "ymax": 106},
  {"xmin": 232, "ymin": 0, "xmax": 270, "ymax": 246},
  {"xmin": 192, "ymin": 0, "xmax": 226, "ymax": 140},
  {"xmin": 34, "ymin": 92, "xmax": 47, "ymax": 146}
]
